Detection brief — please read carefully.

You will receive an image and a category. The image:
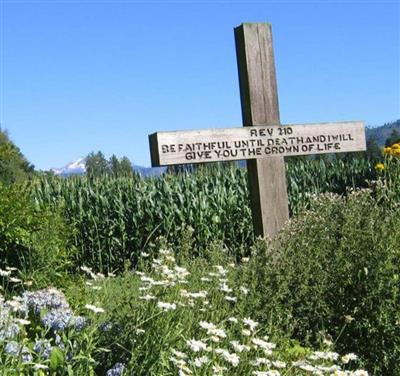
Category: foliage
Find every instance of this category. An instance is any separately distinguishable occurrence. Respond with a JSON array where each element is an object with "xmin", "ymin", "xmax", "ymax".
[
  {"xmin": 384, "ymin": 128, "xmax": 400, "ymax": 147},
  {"xmin": 250, "ymin": 176, "xmax": 399, "ymax": 374},
  {"xmin": 0, "ymin": 129, "xmax": 34, "ymax": 185},
  {"xmin": 30, "ymin": 165, "xmax": 253, "ymax": 272},
  {"xmin": 364, "ymin": 136, "xmax": 381, "ymax": 161},
  {"xmin": 0, "ymin": 285, "xmax": 100, "ymax": 375},
  {"xmin": 29, "ymin": 157, "xmax": 375, "ymax": 273},
  {"xmin": 0, "ymin": 183, "xmax": 74, "ymax": 287},
  {"xmin": 365, "ymin": 119, "xmax": 400, "ymax": 147},
  {"xmin": 73, "ymin": 247, "xmax": 368, "ymax": 375},
  {"xmin": 285, "ymin": 157, "xmax": 375, "ymax": 215},
  {"xmin": 85, "ymin": 151, "xmax": 109, "ymax": 178},
  {"xmin": 85, "ymin": 152, "xmax": 135, "ymax": 178},
  {"xmin": 1, "ymin": 150, "xmax": 397, "ymax": 374},
  {"xmin": 0, "ymin": 246, "xmax": 371, "ymax": 375}
]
